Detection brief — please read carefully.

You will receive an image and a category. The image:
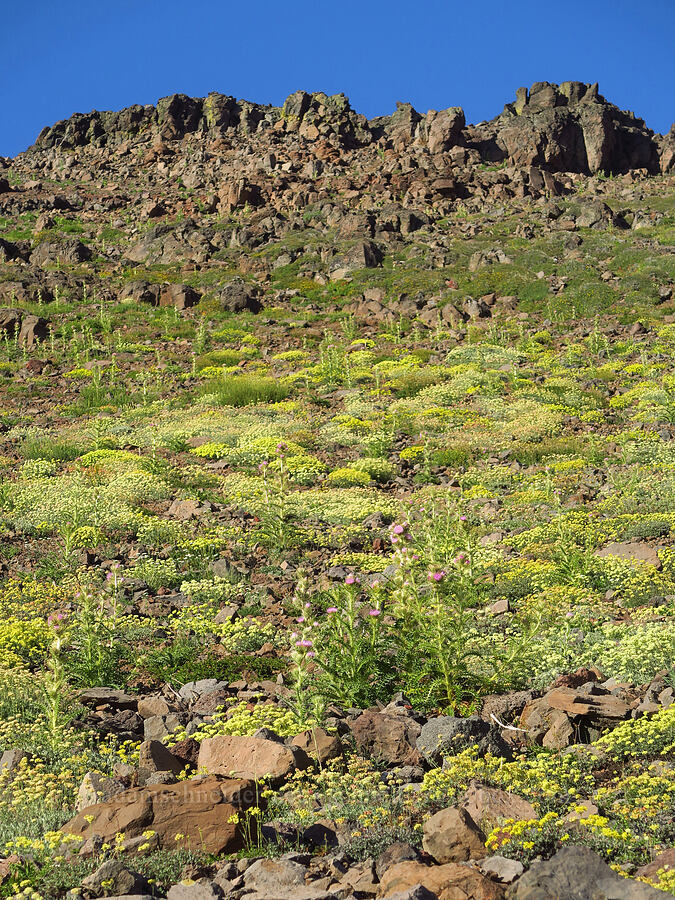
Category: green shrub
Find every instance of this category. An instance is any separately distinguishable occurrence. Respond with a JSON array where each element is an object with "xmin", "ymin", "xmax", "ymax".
[{"xmin": 199, "ymin": 375, "xmax": 289, "ymax": 407}]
